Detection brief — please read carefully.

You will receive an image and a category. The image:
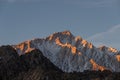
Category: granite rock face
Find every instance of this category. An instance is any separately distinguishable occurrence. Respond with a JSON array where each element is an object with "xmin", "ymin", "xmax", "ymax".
[
  {"xmin": 0, "ymin": 45, "xmax": 120, "ymax": 80},
  {"xmin": 13, "ymin": 31, "xmax": 120, "ymax": 72}
]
